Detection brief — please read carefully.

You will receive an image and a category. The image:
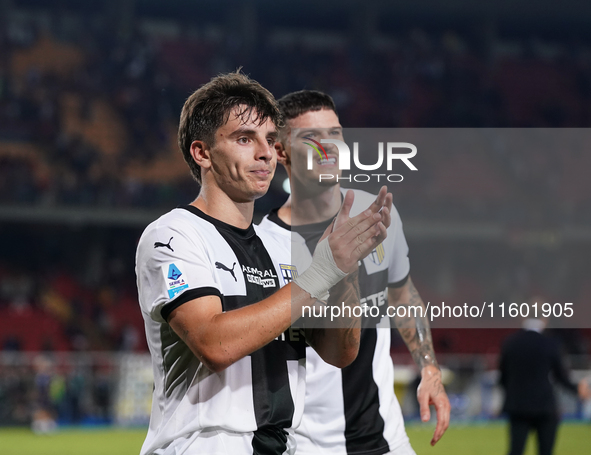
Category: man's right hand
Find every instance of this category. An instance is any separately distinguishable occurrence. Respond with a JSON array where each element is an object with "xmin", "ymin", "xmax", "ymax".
[{"xmin": 323, "ymin": 185, "xmax": 392, "ymax": 273}]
